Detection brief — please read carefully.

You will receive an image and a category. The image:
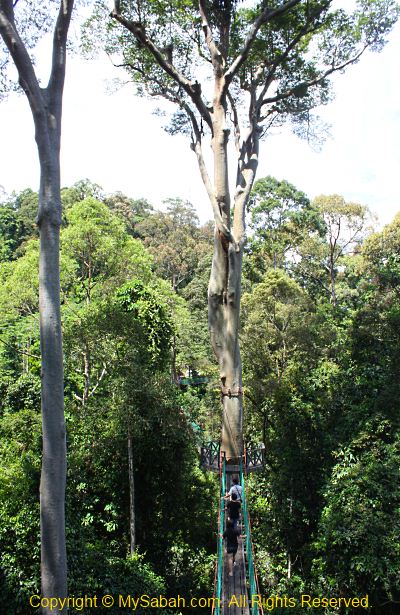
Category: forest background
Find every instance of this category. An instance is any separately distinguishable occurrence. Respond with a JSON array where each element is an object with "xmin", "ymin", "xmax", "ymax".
[{"xmin": 1, "ymin": 178, "xmax": 400, "ymax": 614}]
